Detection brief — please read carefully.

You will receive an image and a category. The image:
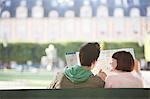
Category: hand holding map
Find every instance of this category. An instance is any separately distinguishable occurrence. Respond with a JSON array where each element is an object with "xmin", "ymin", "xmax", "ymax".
[{"xmin": 91, "ymin": 48, "xmax": 135, "ymax": 75}]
